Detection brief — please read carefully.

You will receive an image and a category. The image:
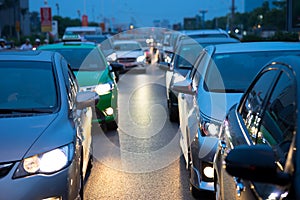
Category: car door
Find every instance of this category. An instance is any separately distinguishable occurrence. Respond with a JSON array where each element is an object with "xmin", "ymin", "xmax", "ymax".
[
  {"xmin": 178, "ymin": 51, "xmax": 207, "ymax": 167},
  {"xmin": 62, "ymin": 58, "xmax": 93, "ymax": 178},
  {"xmin": 228, "ymin": 65, "xmax": 297, "ymax": 199},
  {"xmin": 243, "ymin": 65, "xmax": 296, "ymax": 200}
]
